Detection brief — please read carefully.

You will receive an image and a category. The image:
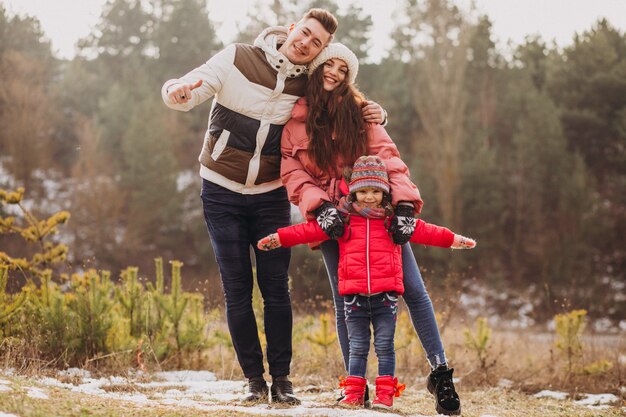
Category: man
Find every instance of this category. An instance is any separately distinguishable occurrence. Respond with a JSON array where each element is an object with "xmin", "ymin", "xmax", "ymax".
[{"xmin": 161, "ymin": 8, "xmax": 385, "ymax": 405}]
